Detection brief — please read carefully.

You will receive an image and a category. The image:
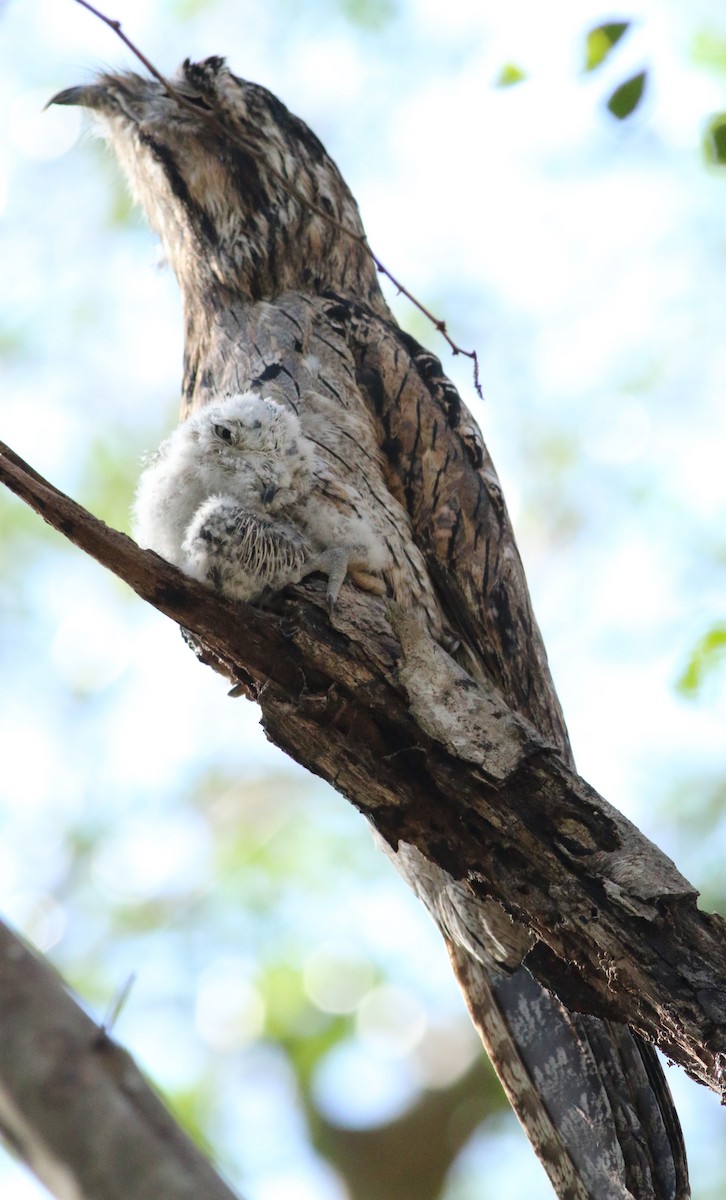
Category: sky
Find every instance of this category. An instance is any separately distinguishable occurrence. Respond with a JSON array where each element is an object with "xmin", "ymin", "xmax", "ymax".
[{"xmin": 1, "ymin": 0, "xmax": 726, "ymax": 1197}]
